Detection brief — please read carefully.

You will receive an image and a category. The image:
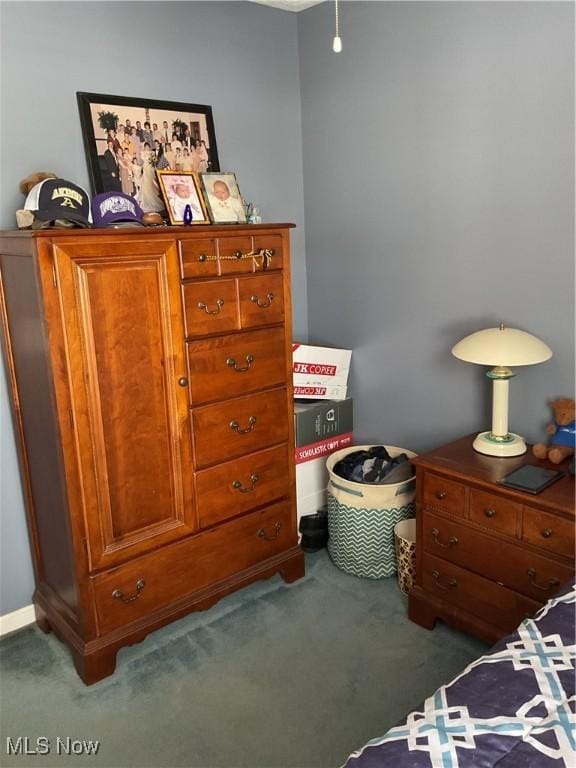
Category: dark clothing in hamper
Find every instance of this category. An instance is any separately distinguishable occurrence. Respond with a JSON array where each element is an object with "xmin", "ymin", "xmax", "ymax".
[{"xmin": 333, "ymin": 446, "xmax": 412, "ymax": 485}]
